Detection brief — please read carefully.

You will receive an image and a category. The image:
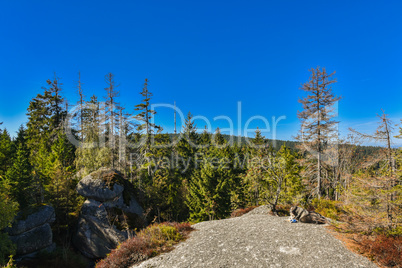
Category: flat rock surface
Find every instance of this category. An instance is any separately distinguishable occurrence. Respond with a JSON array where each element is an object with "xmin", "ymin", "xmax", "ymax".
[{"xmin": 133, "ymin": 207, "xmax": 376, "ymax": 268}]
